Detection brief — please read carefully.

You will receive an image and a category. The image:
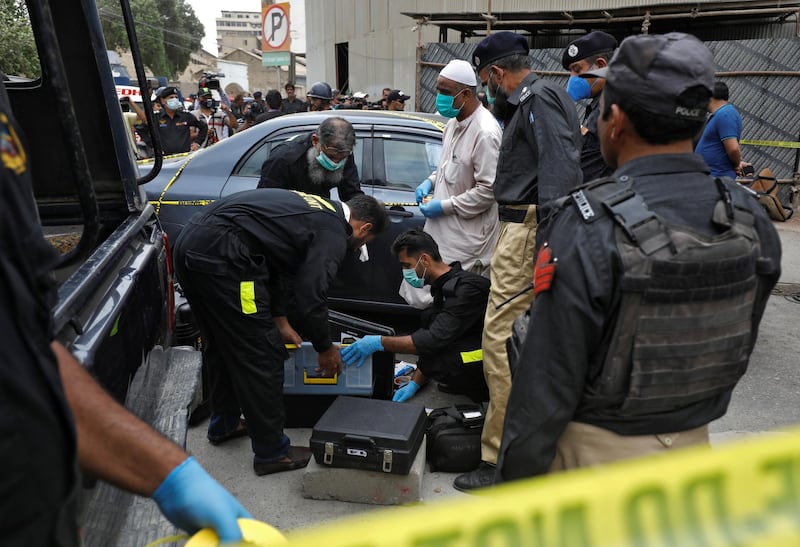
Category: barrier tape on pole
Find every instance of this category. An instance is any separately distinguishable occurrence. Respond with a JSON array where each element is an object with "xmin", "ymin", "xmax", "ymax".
[
  {"xmin": 741, "ymin": 139, "xmax": 800, "ymax": 149},
  {"xmin": 285, "ymin": 429, "xmax": 800, "ymax": 546}
]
